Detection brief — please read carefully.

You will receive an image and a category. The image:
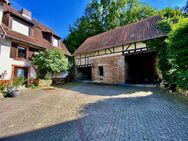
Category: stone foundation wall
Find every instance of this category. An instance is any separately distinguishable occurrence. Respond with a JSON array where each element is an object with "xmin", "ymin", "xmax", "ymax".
[
  {"xmin": 176, "ymin": 87, "xmax": 188, "ymax": 96},
  {"xmin": 90, "ymin": 55, "xmax": 125, "ymax": 84}
]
